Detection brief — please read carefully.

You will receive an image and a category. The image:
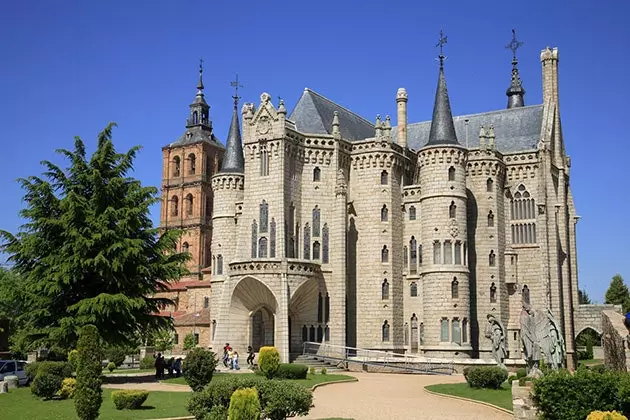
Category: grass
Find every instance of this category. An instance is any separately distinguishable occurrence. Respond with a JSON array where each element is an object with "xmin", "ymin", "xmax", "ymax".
[
  {"xmin": 162, "ymin": 372, "xmax": 355, "ymax": 388},
  {"xmin": 579, "ymin": 358, "xmax": 604, "ymax": 366},
  {"xmin": 0, "ymin": 387, "xmax": 190, "ymax": 420},
  {"xmin": 425, "ymin": 383, "xmax": 513, "ymax": 411},
  {"xmin": 103, "ymin": 368, "xmax": 154, "ymax": 374}
]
